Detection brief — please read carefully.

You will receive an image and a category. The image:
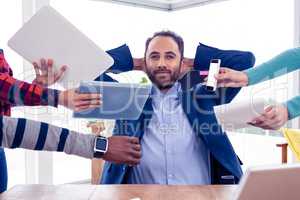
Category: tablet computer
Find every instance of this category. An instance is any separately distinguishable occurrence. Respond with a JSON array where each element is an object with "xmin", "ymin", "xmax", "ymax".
[
  {"xmin": 73, "ymin": 81, "xmax": 152, "ymax": 120},
  {"xmin": 8, "ymin": 6, "xmax": 114, "ymax": 88}
]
